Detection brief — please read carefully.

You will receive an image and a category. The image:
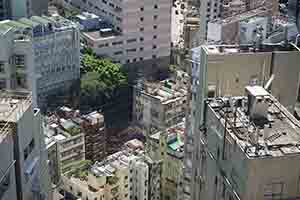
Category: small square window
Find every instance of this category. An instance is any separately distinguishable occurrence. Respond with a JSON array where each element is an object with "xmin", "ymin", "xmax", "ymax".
[
  {"xmin": 140, "ymin": 37, "xmax": 144, "ymax": 42},
  {"xmin": 153, "ymin": 15, "xmax": 158, "ymax": 20},
  {"xmin": 152, "ymin": 45, "xmax": 157, "ymax": 49},
  {"xmin": 140, "ymin": 17, "xmax": 144, "ymax": 21},
  {"xmin": 140, "ymin": 7, "xmax": 144, "ymax": 11},
  {"xmin": 140, "ymin": 47, "xmax": 144, "ymax": 51},
  {"xmin": 152, "ymin": 55, "xmax": 157, "ymax": 59},
  {"xmin": 153, "ymin": 25, "xmax": 157, "ymax": 29},
  {"xmin": 140, "ymin": 27, "xmax": 144, "ymax": 32},
  {"xmin": 153, "ymin": 35, "xmax": 157, "ymax": 39},
  {"xmin": 154, "ymin": 4, "xmax": 158, "ymax": 9}
]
